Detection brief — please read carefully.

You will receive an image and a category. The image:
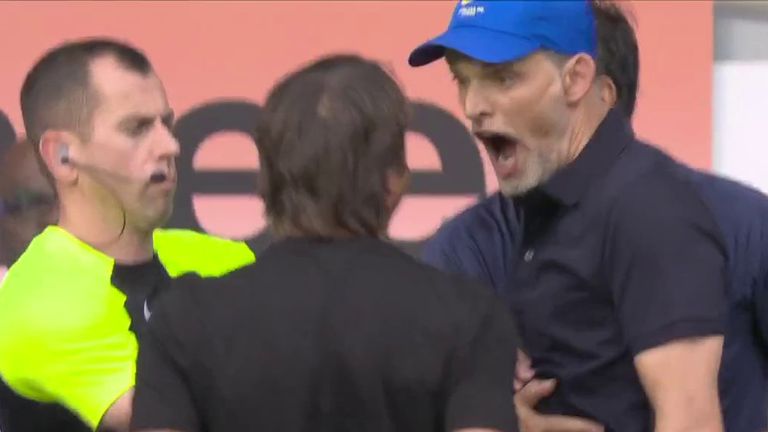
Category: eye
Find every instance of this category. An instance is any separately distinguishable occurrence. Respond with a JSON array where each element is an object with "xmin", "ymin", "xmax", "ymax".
[
  {"xmin": 127, "ymin": 120, "xmax": 153, "ymax": 137},
  {"xmin": 491, "ymin": 72, "xmax": 517, "ymax": 87}
]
